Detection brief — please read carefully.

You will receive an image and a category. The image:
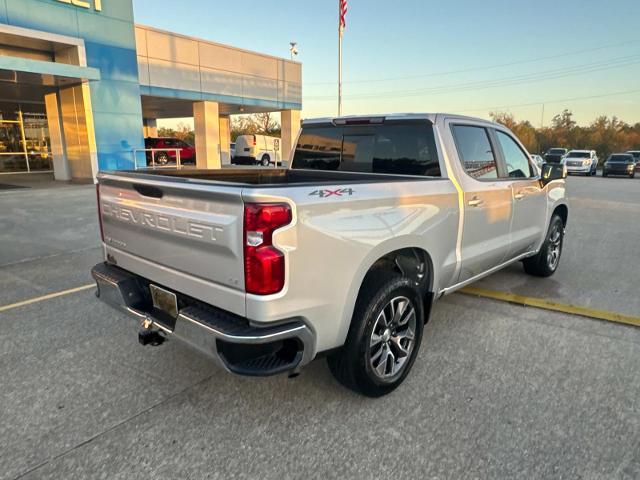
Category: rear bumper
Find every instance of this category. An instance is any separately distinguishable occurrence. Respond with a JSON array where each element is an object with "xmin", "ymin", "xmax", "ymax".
[
  {"xmin": 231, "ymin": 156, "xmax": 258, "ymax": 165},
  {"xmin": 91, "ymin": 262, "xmax": 315, "ymax": 376}
]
